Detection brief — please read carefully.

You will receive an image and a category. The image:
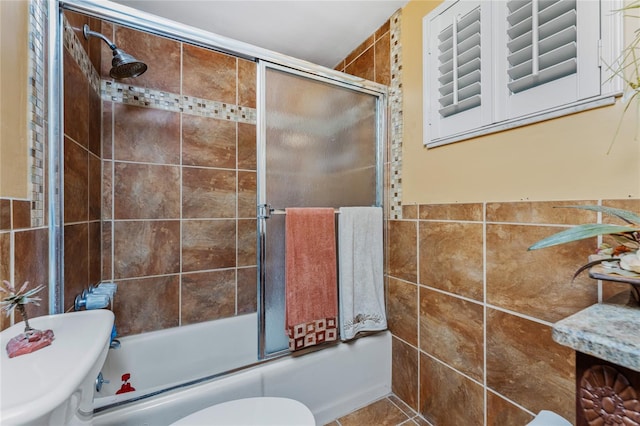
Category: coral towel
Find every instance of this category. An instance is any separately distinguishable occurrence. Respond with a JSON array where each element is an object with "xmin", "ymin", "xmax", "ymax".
[
  {"xmin": 338, "ymin": 207, "xmax": 386, "ymax": 340},
  {"xmin": 285, "ymin": 208, "xmax": 338, "ymax": 351}
]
